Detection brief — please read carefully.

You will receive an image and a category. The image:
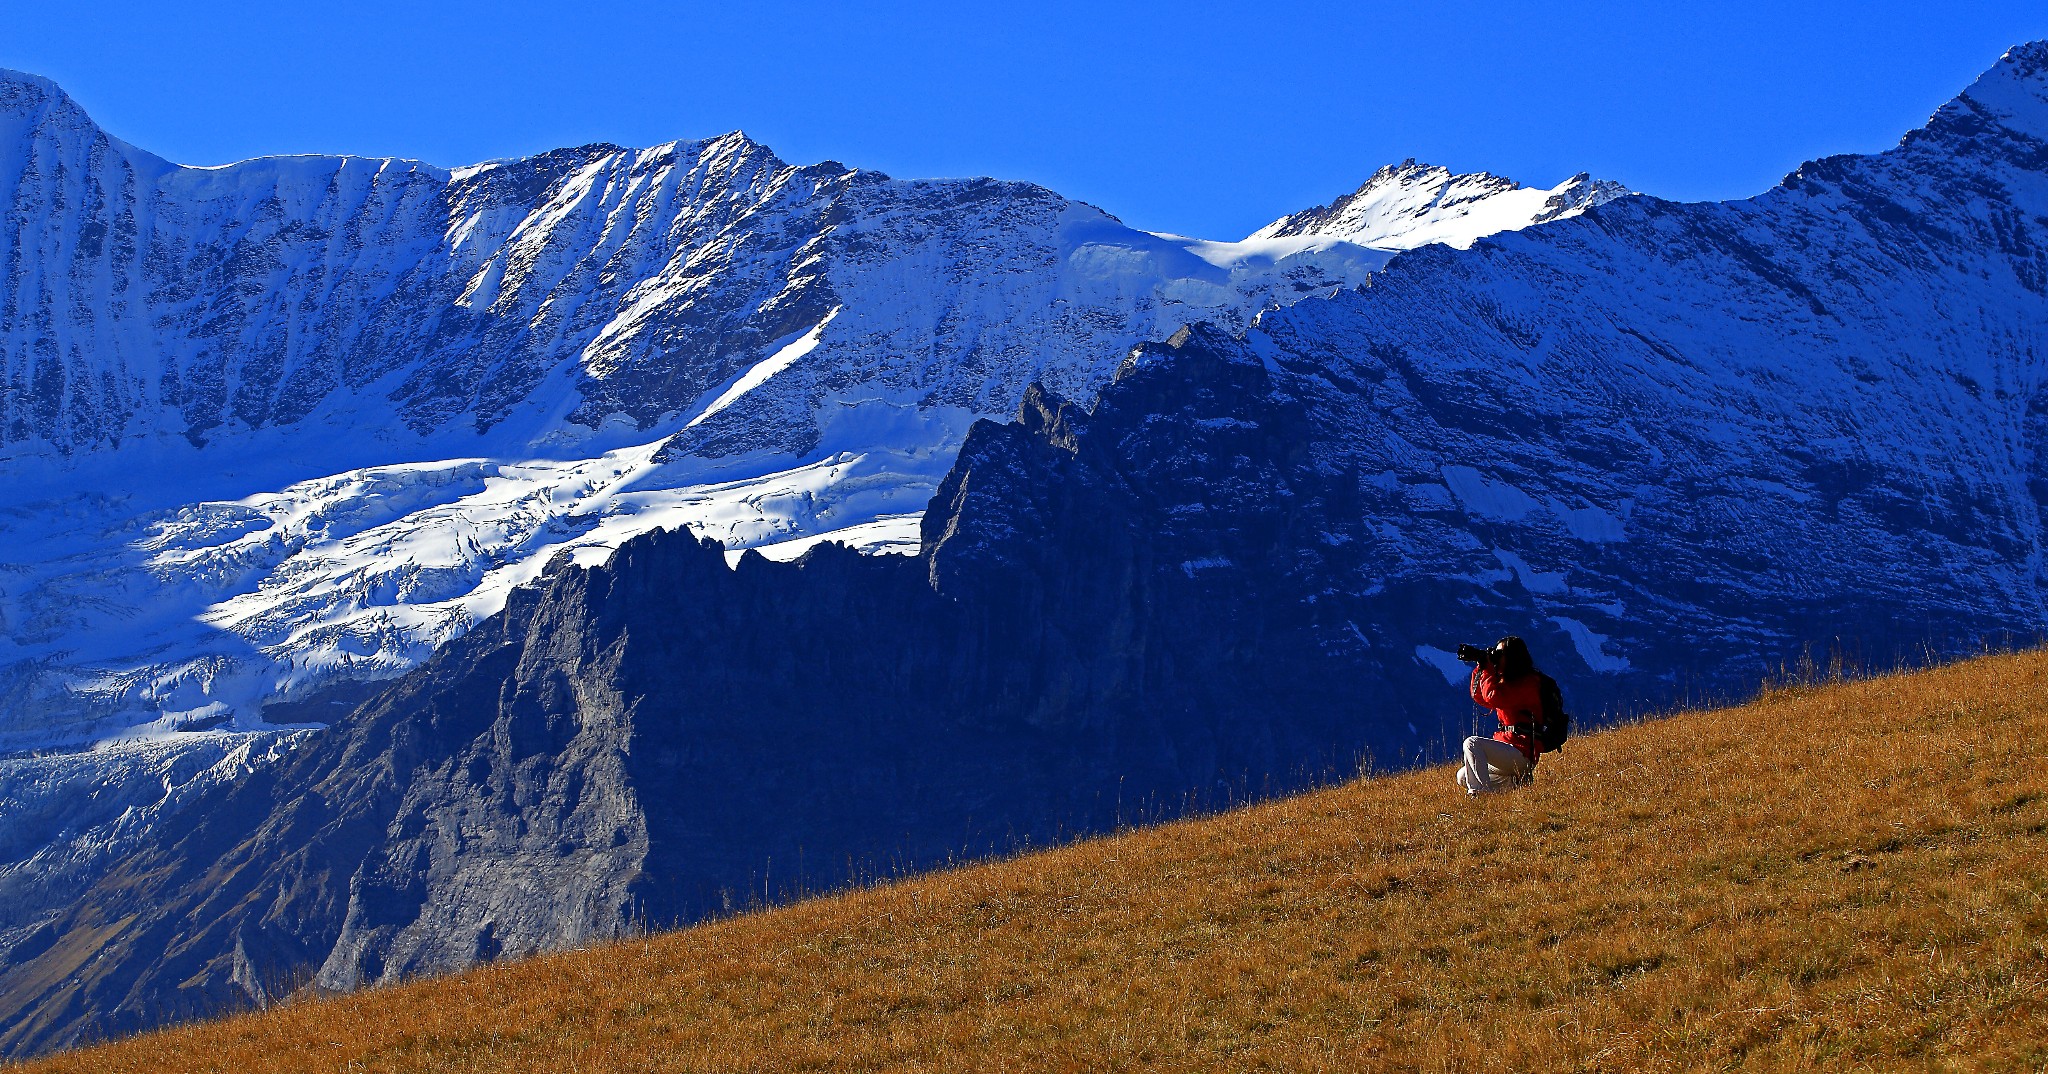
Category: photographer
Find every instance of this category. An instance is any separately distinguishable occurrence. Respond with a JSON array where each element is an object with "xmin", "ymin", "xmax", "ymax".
[{"xmin": 1454, "ymin": 636, "xmax": 1563, "ymax": 794}]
